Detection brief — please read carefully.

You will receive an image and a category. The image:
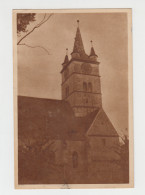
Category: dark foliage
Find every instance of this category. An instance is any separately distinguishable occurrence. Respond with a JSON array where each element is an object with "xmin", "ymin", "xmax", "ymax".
[
  {"xmin": 120, "ymin": 136, "xmax": 129, "ymax": 182},
  {"xmin": 17, "ymin": 13, "xmax": 36, "ymax": 34},
  {"xmin": 115, "ymin": 135, "xmax": 129, "ymax": 183}
]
